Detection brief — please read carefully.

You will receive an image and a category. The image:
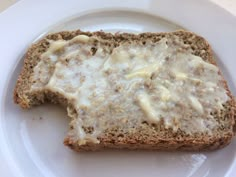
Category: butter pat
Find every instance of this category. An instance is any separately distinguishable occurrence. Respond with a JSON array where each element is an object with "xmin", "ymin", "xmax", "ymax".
[
  {"xmin": 42, "ymin": 40, "xmax": 67, "ymax": 58},
  {"xmin": 71, "ymin": 35, "xmax": 90, "ymax": 43},
  {"xmin": 126, "ymin": 63, "xmax": 159, "ymax": 79},
  {"xmin": 189, "ymin": 96, "xmax": 204, "ymax": 114},
  {"xmin": 111, "ymin": 50, "xmax": 130, "ymax": 63},
  {"xmin": 175, "ymin": 72, "xmax": 187, "ymax": 80},
  {"xmin": 156, "ymin": 85, "xmax": 171, "ymax": 101},
  {"xmin": 137, "ymin": 93, "xmax": 160, "ymax": 122},
  {"xmin": 49, "ymin": 40, "xmax": 67, "ymax": 52}
]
